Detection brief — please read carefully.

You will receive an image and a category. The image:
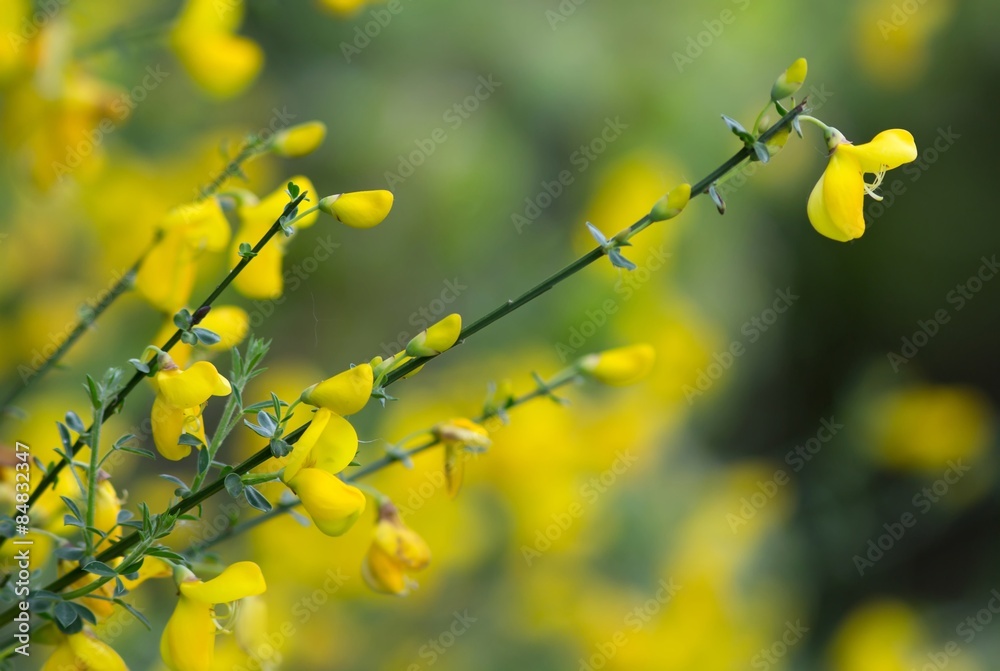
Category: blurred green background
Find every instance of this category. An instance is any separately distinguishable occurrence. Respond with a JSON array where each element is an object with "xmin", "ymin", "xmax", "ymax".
[{"xmin": 3, "ymin": 0, "xmax": 1000, "ymax": 669}]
